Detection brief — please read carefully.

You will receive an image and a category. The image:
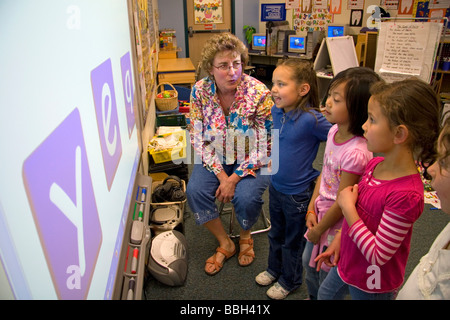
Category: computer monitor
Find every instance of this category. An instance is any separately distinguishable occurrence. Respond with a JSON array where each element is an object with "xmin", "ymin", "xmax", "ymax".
[
  {"xmin": 288, "ymin": 35, "xmax": 306, "ymax": 54},
  {"xmin": 252, "ymin": 33, "xmax": 267, "ymax": 51},
  {"xmin": 277, "ymin": 30, "xmax": 296, "ymax": 53},
  {"xmin": 0, "ymin": 0, "xmax": 144, "ymax": 300},
  {"xmin": 326, "ymin": 24, "xmax": 348, "ymax": 38}
]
